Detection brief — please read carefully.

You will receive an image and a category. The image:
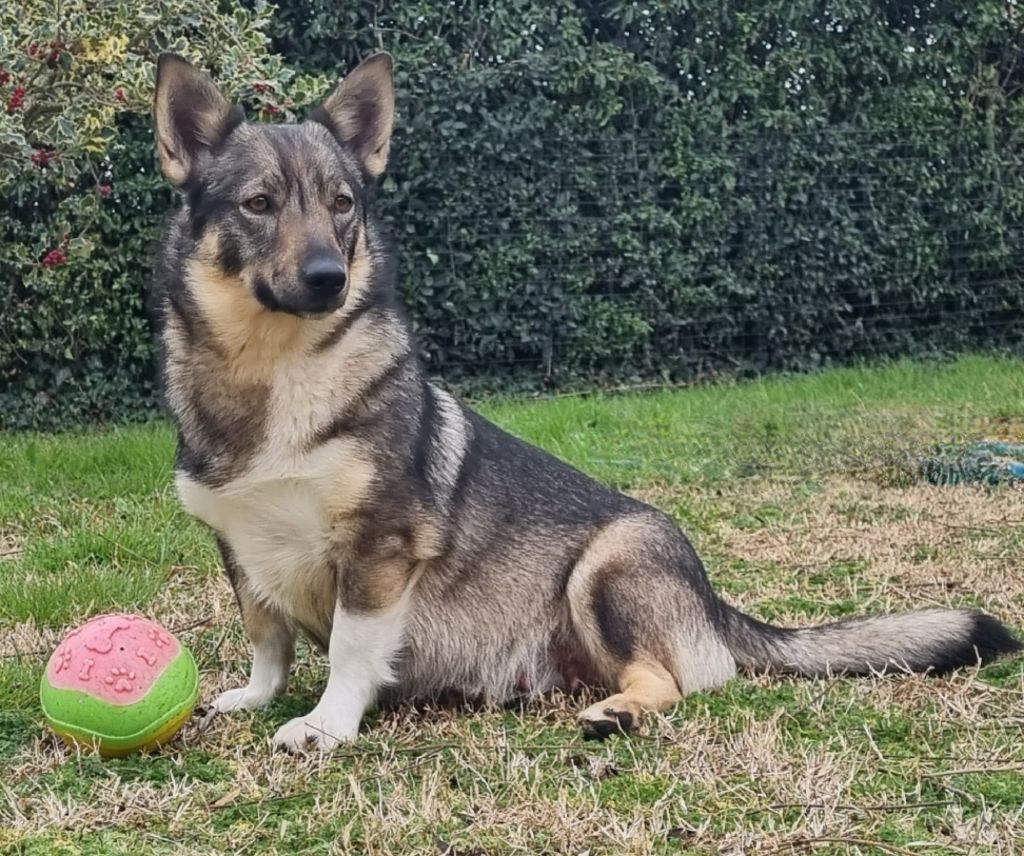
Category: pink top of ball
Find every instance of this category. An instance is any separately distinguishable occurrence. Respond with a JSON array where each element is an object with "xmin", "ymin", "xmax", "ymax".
[{"xmin": 46, "ymin": 614, "xmax": 181, "ymax": 705}]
